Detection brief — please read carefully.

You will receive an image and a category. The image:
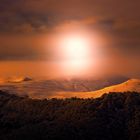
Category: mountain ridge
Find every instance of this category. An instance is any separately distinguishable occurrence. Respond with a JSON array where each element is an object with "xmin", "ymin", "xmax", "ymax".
[
  {"xmin": 0, "ymin": 75, "xmax": 128, "ymax": 98},
  {"xmin": 52, "ymin": 79, "xmax": 140, "ymax": 99}
]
